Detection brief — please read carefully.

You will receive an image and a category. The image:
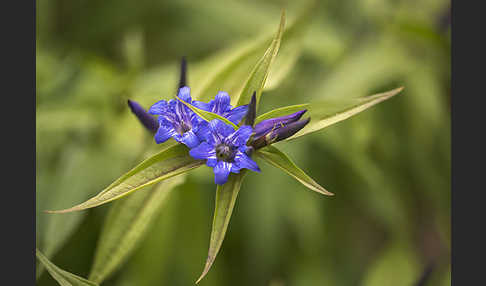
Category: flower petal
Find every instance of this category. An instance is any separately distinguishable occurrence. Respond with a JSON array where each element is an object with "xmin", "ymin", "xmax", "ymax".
[
  {"xmin": 189, "ymin": 142, "xmax": 216, "ymax": 160},
  {"xmin": 213, "ymin": 161, "xmax": 232, "ymax": 185},
  {"xmin": 213, "ymin": 91, "xmax": 231, "ymax": 114},
  {"xmin": 225, "ymin": 105, "xmax": 249, "ymax": 125},
  {"xmin": 154, "ymin": 125, "xmax": 176, "ymax": 144},
  {"xmin": 148, "ymin": 100, "xmax": 169, "ymax": 115},
  {"xmin": 209, "ymin": 119, "xmax": 235, "ymax": 140},
  {"xmin": 180, "ymin": 130, "xmax": 200, "ymax": 148},
  {"xmin": 224, "ymin": 125, "xmax": 253, "ymax": 147},
  {"xmin": 234, "ymin": 151, "xmax": 260, "ymax": 172},
  {"xmin": 192, "ymin": 100, "xmax": 212, "ymax": 111},
  {"xmin": 178, "ymin": 86, "xmax": 192, "ymax": 103}
]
